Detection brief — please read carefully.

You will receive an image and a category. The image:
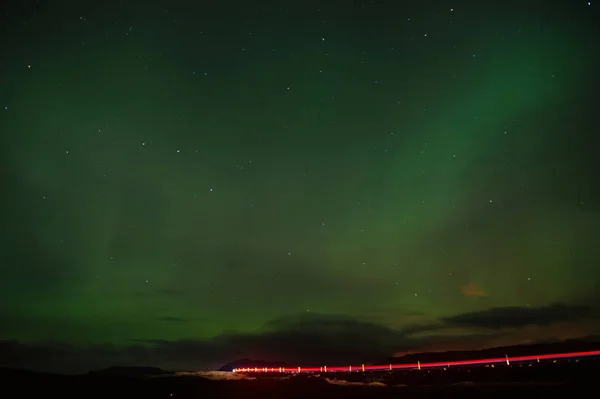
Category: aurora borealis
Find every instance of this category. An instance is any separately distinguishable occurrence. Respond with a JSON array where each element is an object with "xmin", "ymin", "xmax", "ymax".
[{"xmin": 1, "ymin": 0, "xmax": 599, "ymax": 373}]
